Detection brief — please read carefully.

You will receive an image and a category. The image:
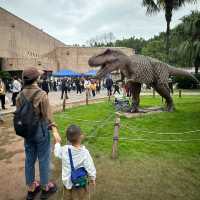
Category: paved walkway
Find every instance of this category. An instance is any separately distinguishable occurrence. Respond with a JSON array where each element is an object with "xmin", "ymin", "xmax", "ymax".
[
  {"xmin": 0, "ymin": 89, "xmax": 199, "ymax": 115},
  {"xmin": 0, "ymin": 89, "xmax": 199, "ymax": 200},
  {"xmin": 0, "ymin": 89, "xmax": 108, "ymax": 115}
]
